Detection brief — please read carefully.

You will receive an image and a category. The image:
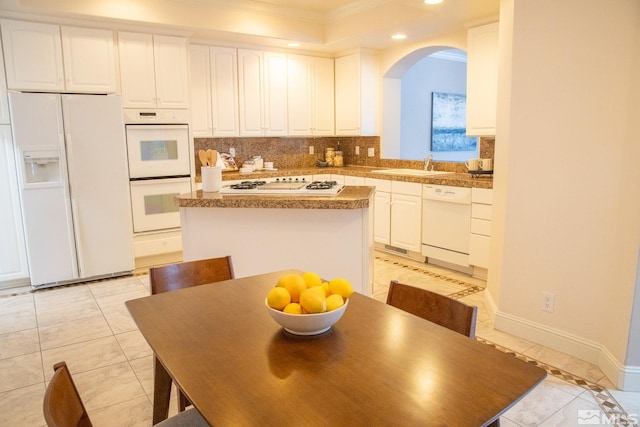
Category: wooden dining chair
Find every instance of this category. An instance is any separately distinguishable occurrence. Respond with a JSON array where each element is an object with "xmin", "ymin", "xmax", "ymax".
[
  {"xmin": 386, "ymin": 280, "xmax": 478, "ymax": 338},
  {"xmin": 43, "ymin": 362, "xmax": 209, "ymax": 427},
  {"xmin": 150, "ymin": 255, "xmax": 234, "ymax": 295},
  {"xmin": 149, "ymin": 255, "xmax": 234, "ymax": 411}
]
